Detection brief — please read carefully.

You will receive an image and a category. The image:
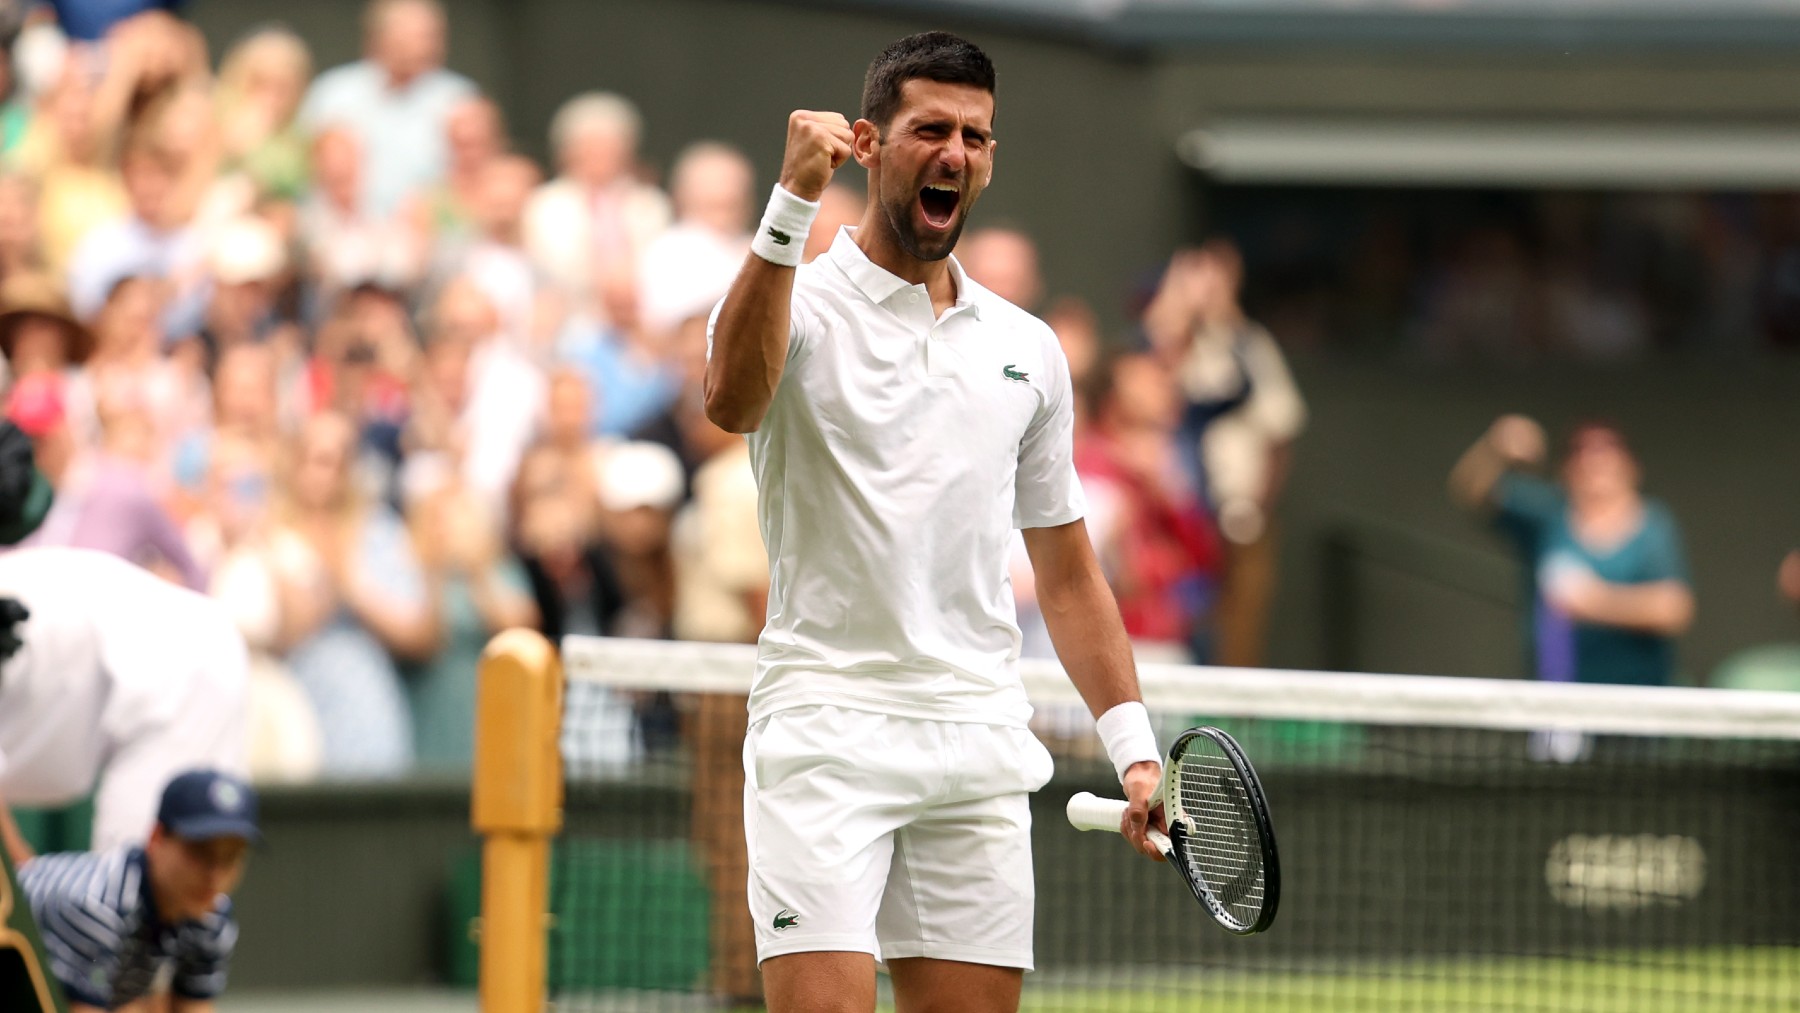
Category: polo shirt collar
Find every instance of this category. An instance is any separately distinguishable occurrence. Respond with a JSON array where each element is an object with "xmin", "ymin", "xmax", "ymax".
[{"xmin": 826, "ymin": 227, "xmax": 982, "ymax": 320}]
